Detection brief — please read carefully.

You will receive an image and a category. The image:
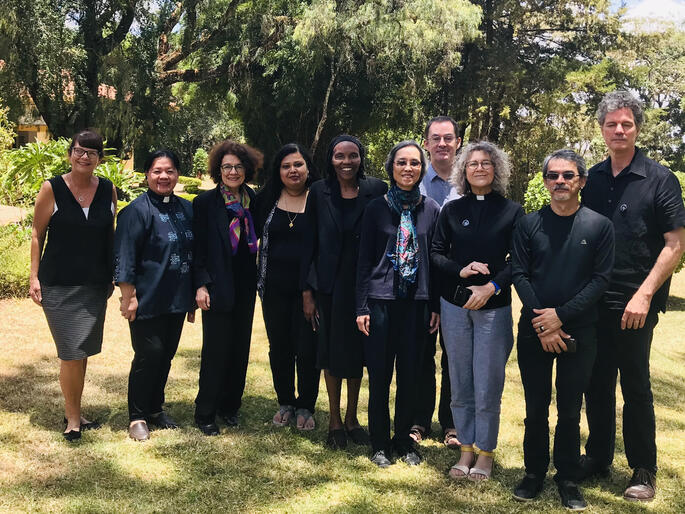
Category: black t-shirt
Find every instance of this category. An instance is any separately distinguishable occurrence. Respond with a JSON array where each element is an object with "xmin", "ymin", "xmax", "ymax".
[
  {"xmin": 582, "ymin": 148, "xmax": 685, "ymax": 312},
  {"xmin": 511, "ymin": 205, "xmax": 615, "ymax": 334},
  {"xmin": 431, "ymin": 192, "xmax": 524, "ymax": 309},
  {"xmin": 265, "ymin": 207, "xmax": 311, "ymax": 293}
]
